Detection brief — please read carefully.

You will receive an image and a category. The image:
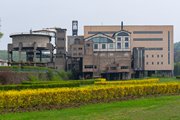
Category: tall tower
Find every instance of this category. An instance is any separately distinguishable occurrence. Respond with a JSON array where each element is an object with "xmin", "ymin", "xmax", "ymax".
[{"xmin": 72, "ymin": 20, "xmax": 78, "ymax": 36}]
